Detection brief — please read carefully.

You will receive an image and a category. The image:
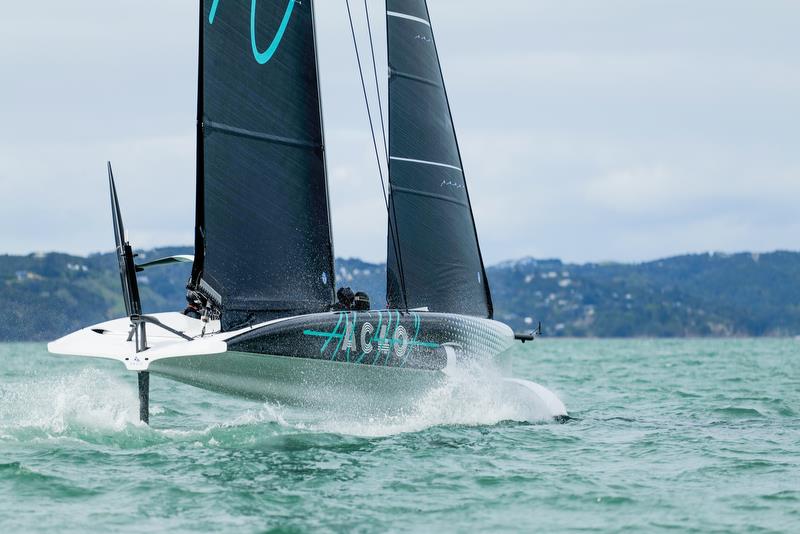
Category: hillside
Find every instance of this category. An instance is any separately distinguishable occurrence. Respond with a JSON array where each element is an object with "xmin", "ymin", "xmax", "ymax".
[
  {"xmin": 1, "ymin": 248, "xmax": 798, "ymax": 341},
  {"xmin": 488, "ymin": 252, "xmax": 800, "ymax": 337}
]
